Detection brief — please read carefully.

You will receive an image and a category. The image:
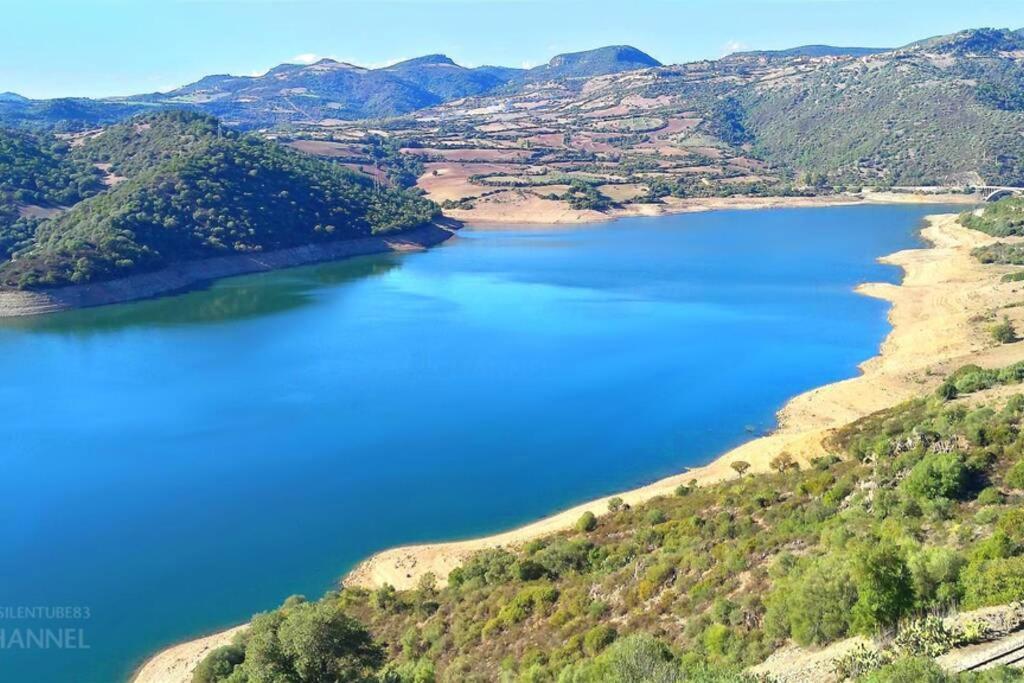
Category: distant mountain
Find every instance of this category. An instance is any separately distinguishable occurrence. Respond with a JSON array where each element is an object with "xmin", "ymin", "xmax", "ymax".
[
  {"xmin": 525, "ymin": 45, "xmax": 661, "ymax": 81},
  {"xmin": 0, "ymin": 97, "xmax": 149, "ymax": 131},
  {"xmin": 114, "ymin": 54, "xmax": 523, "ymax": 127},
  {"xmin": 382, "ymin": 54, "xmax": 521, "ymax": 101},
  {"xmin": 0, "ymin": 45, "xmax": 661, "ymax": 130},
  {"xmin": 729, "ymin": 45, "xmax": 890, "ymax": 59}
]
